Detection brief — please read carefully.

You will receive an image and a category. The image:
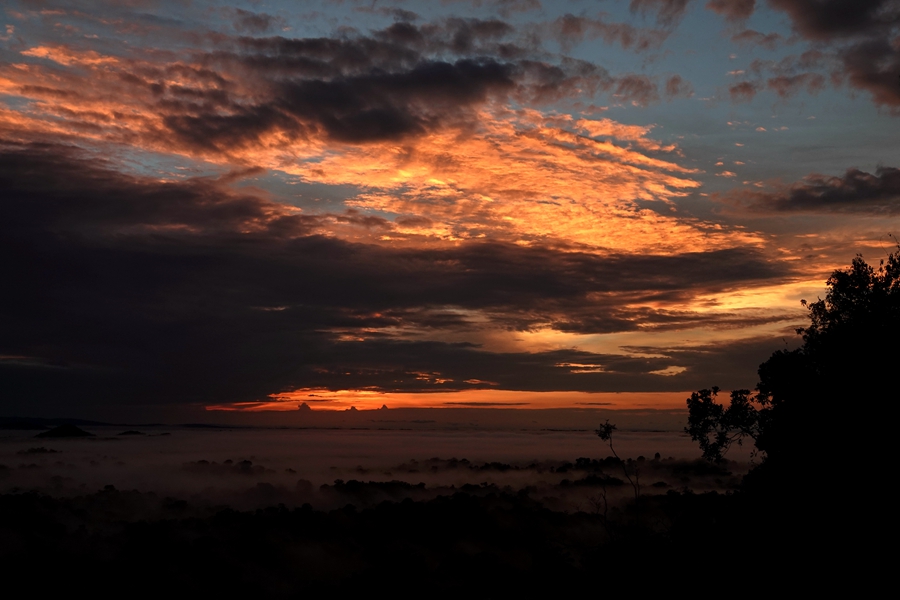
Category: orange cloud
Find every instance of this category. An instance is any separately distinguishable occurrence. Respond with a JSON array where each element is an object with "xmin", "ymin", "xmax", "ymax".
[
  {"xmin": 278, "ymin": 108, "xmax": 760, "ymax": 253},
  {"xmin": 0, "ymin": 42, "xmax": 762, "ymax": 257},
  {"xmin": 21, "ymin": 45, "xmax": 120, "ymax": 67}
]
